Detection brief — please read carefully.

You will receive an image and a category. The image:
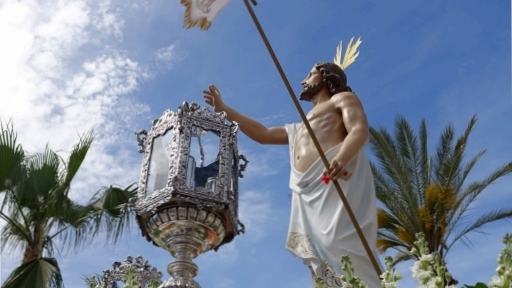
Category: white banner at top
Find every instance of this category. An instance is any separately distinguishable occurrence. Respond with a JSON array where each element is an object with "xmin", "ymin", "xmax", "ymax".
[{"xmin": 180, "ymin": 0, "xmax": 232, "ymax": 30}]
